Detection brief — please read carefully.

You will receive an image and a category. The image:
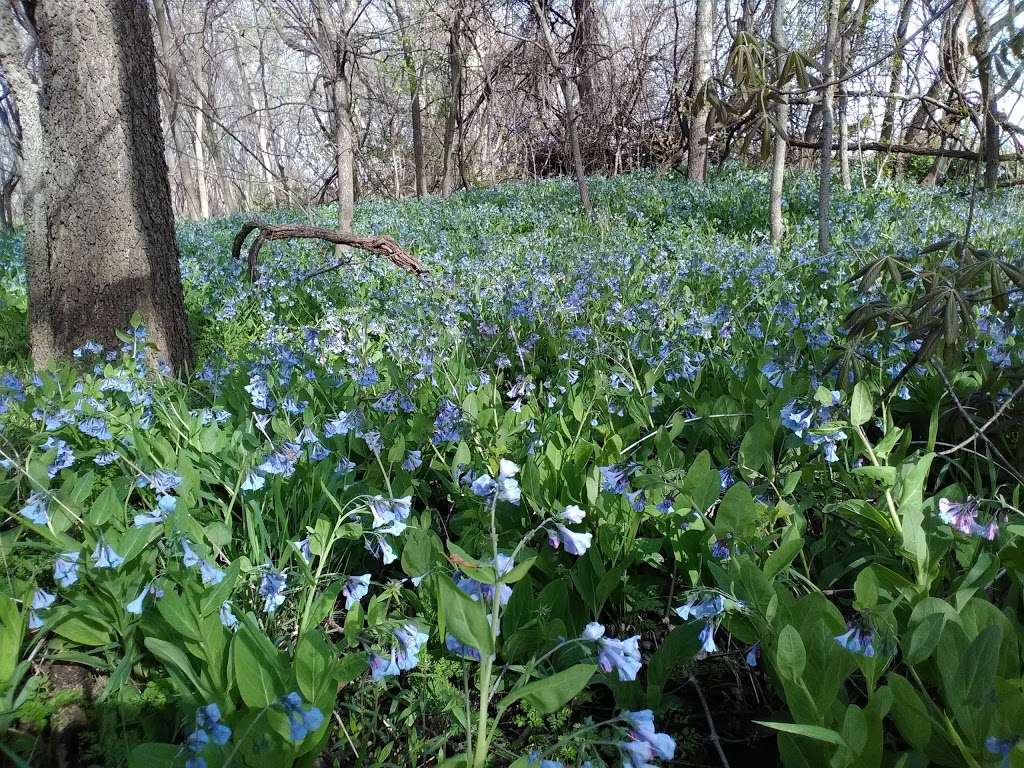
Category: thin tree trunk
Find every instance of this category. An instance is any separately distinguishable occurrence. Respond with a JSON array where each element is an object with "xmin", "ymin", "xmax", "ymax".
[
  {"xmin": 688, "ymin": 0, "xmax": 714, "ymax": 182},
  {"xmin": 194, "ymin": 106, "xmax": 211, "ymax": 219},
  {"xmin": 31, "ymin": 0, "xmax": 193, "ymax": 372},
  {"xmin": 393, "ymin": 0, "xmax": 425, "ymax": 196},
  {"xmin": 532, "ymin": 0, "xmax": 593, "ymax": 217},
  {"xmin": 879, "ymin": 0, "xmax": 914, "ymax": 144},
  {"xmin": 819, "ymin": 0, "xmax": 839, "ymax": 255},
  {"xmin": 769, "ymin": 0, "xmax": 788, "ymax": 247},
  {"xmin": 440, "ymin": 4, "xmax": 463, "ymax": 196},
  {"xmin": 333, "ymin": 67, "xmax": 355, "ymax": 234},
  {"xmin": 837, "ymin": 0, "xmax": 869, "ymax": 191},
  {"xmin": 972, "ymin": 0, "xmax": 999, "ymax": 189}
]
